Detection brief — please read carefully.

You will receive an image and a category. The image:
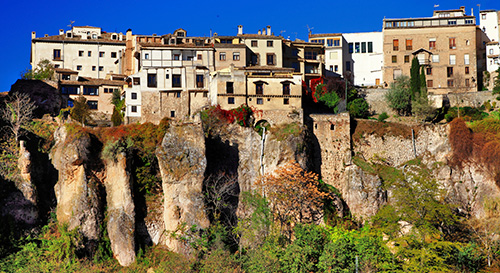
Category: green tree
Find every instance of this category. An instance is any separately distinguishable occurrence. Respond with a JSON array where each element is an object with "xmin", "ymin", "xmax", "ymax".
[
  {"xmin": 348, "ymin": 98, "xmax": 369, "ymax": 118},
  {"xmin": 420, "ymin": 65, "xmax": 427, "ymax": 93},
  {"xmin": 410, "ymin": 57, "xmax": 421, "ymax": 100},
  {"xmin": 110, "ymin": 89, "xmax": 125, "ymax": 126},
  {"xmin": 493, "ymin": 67, "xmax": 500, "ymax": 95},
  {"xmin": 21, "ymin": 59, "xmax": 54, "ymax": 80},
  {"xmin": 70, "ymin": 96, "xmax": 91, "ymax": 125},
  {"xmin": 315, "ymin": 84, "xmax": 340, "ymax": 112},
  {"xmin": 412, "ymin": 88, "xmax": 435, "ymax": 122},
  {"xmin": 385, "ymin": 75, "xmax": 412, "ymax": 116}
]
